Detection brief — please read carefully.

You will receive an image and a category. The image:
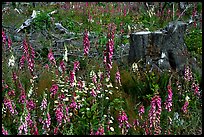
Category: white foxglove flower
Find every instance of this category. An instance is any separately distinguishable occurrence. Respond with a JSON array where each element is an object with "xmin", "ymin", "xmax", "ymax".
[
  {"xmin": 63, "ymin": 45, "xmax": 68, "ymax": 62},
  {"xmin": 132, "ymin": 62, "xmax": 138, "ymax": 72},
  {"xmin": 27, "ymin": 87, "xmax": 33, "ymax": 98},
  {"xmin": 109, "ymin": 120, "xmax": 113, "ymax": 124},
  {"xmin": 110, "ymin": 127, "xmax": 114, "ymax": 132},
  {"xmin": 8, "ymin": 55, "xmax": 15, "ymax": 67},
  {"xmin": 185, "ymin": 96, "xmax": 190, "ymax": 102}
]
